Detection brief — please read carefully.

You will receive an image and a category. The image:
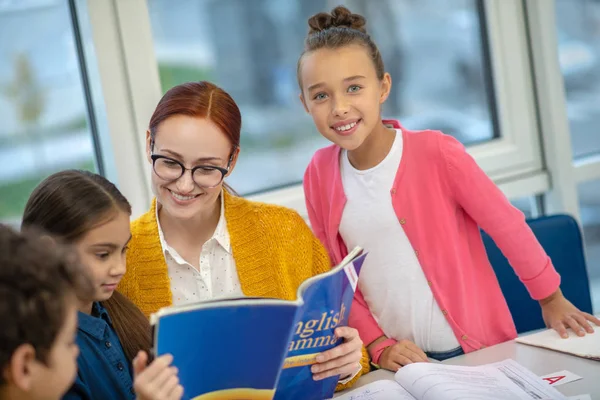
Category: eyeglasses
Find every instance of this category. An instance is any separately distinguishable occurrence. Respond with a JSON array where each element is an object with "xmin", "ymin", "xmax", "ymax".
[{"xmin": 150, "ymin": 154, "xmax": 232, "ymax": 189}]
